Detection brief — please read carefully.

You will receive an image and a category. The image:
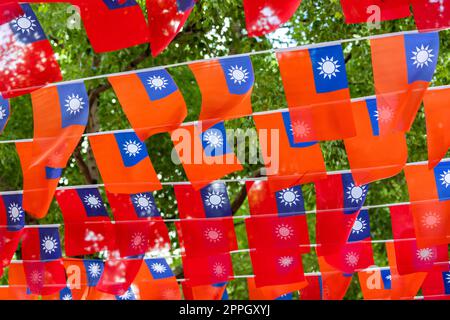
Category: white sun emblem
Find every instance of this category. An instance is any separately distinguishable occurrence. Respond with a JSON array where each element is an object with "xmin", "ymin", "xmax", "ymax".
[
  {"xmin": 374, "ymin": 106, "xmax": 394, "ymax": 123},
  {"xmin": 123, "ymin": 140, "xmax": 142, "ymax": 157},
  {"xmin": 275, "ymin": 224, "xmax": 294, "ymax": 240},
  {"xmin": 83, "ymin": 194, "xmax": 102, "ymax": 209},
  {"xmin": 345, "ymin": 252, "xmax": 359, "ymax": 267},
  {"xmin": 277, "ymin": 188, "xmax": 301, "ymax": 207},
  {"xmin": 203, "ymin": 129, "xmax": 224, "ymax": 149},
  {"xmin": 8, "ymin": 202, "xmax": 23, "ymax": 223},
  {"xmin": 12, "ymin": 14, "xmax": 37, "ymax": 34},
  {"xmin": 317, "ymin": 56, "xmax": 341, "ymax": 79},
  {"xmin": 130, "ymin": 232, "xmax": 146, "ymax": 250},
  {"xmin": 42, "ymin": 236, "xmax": 58, "ymax": 254},
  {"xmin": 278, "ymin": 256, "xmax": 294, "ymax": 268},
  {"xmin": 29, "ymin": 270, "xmax": 43, "ymax": 285},
  {"xmin": 351, "ymin": 217, "xmax": 367, "ymax": 235},
  {"xmin": 416, "ymin": 248, "xmax": 435, "ymax": 261},
  {"xmin": 440, "ymin": 170, "xmax": 450, "ymax": 188},
  {"xmin": 421, "ymin": 212, "xmax": 441, "ymax": 229},
  {"xmin": 446, "ymin": 273, "xmax": 450, "ymax": 284},
  {"xmin": 385, "ymin": 274, "xmax": 392, "ymax": 281},
  {"xmin": 133, "ymin": 193, "xmax": 153, "ymax": 213},
  {"xmin": 212, "ymin": 263, "xmax": 226, "ymax": 277},
  {"xmin": 0, "ymin": 106, "xmax": 6, "ymax": 120},
  {"xmin": 346, "ymin": 183, "xmax": 367, "ymax": 203},
  {"xmin": 411, "ymin": 45, "xmax": 434, "ymax": 68},
  {"xmin": 62, "ymin": 294, "xmax": 72, "ymax": 300},
  {"xmin": 147, "ymin": 75, "xmax": 168, "ymax": 90},
  {"xmin": 65, "ymin": 94, "xmax": 85, "ymax": 115},
  {"xmin": 290, "ymin": 121, "xmax": 311, "ymax": 139},
  {"xmin": 118, "ymin": 290, "xmax": 133, "ymax": 300},
  {"xmin": 204, "ymin": 190, "xmax": 226, "ymax": 210},
  {"xmin": 227, "ymin": 65, "xmax": 249, "ymax": 85},
  {"xmin": 150, "ymin": 262, "xmax": 167, "ymax": 274},
  {"xmin": 204, "ymin": 227, "xmax": 223, "ymax": 243},
  {"xmin": 88, "ymin": 263, "xmax": 102, "ymax": 278}
]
